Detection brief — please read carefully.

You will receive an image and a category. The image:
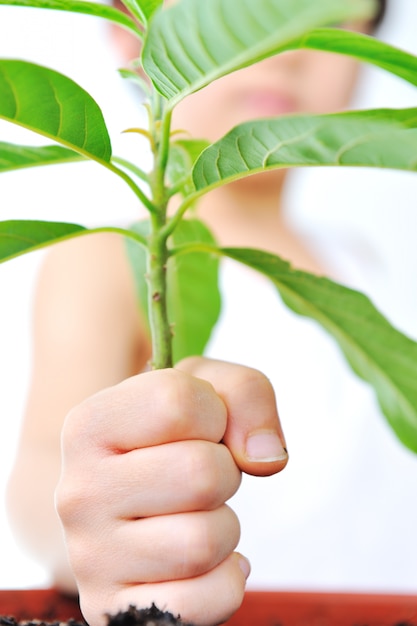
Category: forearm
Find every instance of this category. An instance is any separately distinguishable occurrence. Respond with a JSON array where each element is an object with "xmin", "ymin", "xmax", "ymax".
[
  {"xmin": 6, "ymin": 444, "xmax": 77, "ymax": 594},
  {"xmin": 5, "ymin": 234, "xmax": 151, "ymax": 596}
]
